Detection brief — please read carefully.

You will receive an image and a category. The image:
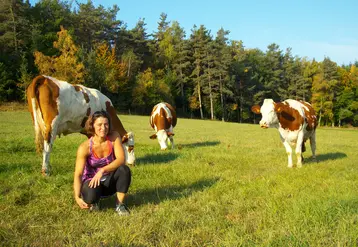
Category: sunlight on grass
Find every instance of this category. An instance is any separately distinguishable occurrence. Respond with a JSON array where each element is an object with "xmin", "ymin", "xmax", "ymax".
[{"xmin": 0, "ymin": 111, "xmax": 357, "ymax": 246}]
